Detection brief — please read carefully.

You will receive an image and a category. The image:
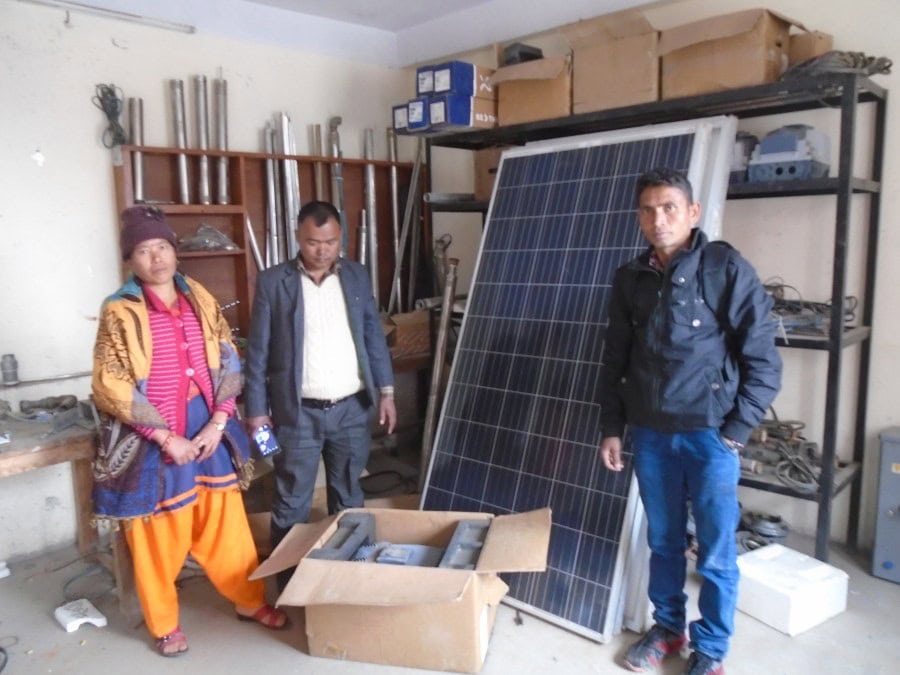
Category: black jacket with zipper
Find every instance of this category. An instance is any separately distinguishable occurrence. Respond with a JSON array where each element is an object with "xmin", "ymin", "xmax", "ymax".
[{"xmin": 599, "ymin": 228, "xmax": 782, "ymax": 446}]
